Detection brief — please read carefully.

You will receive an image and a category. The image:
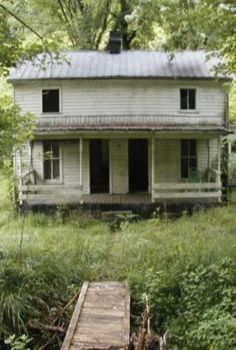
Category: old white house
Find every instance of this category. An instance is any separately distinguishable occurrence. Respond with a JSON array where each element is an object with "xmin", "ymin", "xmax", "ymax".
[{"xmin": 9, "ymin": 38, "xmax": 230, "ymax": 208}]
